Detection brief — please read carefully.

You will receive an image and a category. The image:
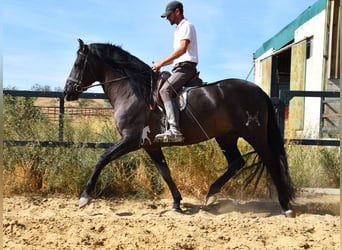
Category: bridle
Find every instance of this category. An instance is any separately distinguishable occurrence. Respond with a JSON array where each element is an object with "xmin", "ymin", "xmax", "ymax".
[
  {"xmin": 67, "ymin": 45, "xmax": 156, "ymax": 109},
  {"xmin": 67, "ymin": 50, "xmax": 128, "ymax": 94}
]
